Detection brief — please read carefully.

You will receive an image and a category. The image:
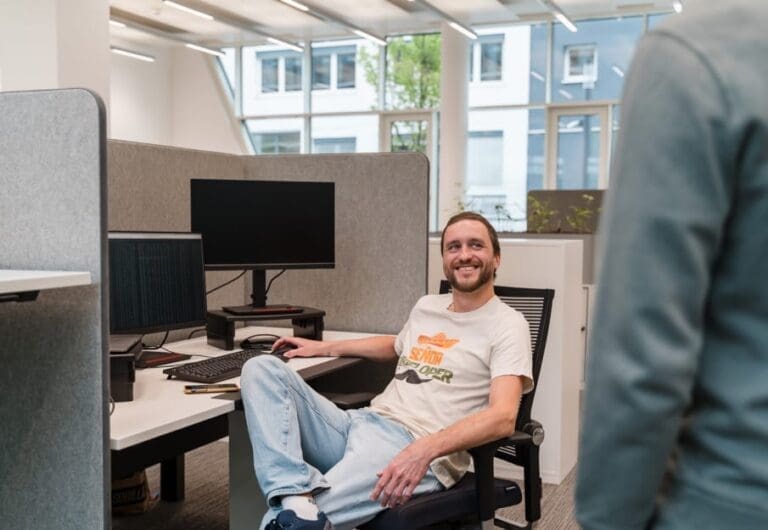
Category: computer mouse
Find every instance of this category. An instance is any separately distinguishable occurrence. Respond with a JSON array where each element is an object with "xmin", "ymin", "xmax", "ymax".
[
  {"xmin": 272, "ymin": 344, "xmax": 298, "ymax": 356},
  {"xmin": 240, "ymin": 338, "xmax": 276, "ymax": 350}
]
